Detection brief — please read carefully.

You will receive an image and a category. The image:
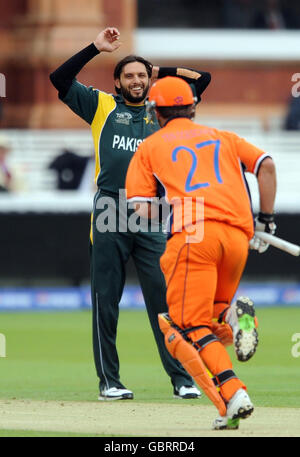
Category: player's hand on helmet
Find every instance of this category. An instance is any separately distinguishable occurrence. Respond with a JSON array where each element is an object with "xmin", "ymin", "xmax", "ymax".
[
  {"xmin": 249, "ymin": 211, "xmax": 276, "ymax": 254},
  {"xmin": 151, "ymin": 66, "xmax": 159, "ymax": 82},
  {"xmin": 94, "ymin": 27, "xmax": 121, "ymax": 53}
]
